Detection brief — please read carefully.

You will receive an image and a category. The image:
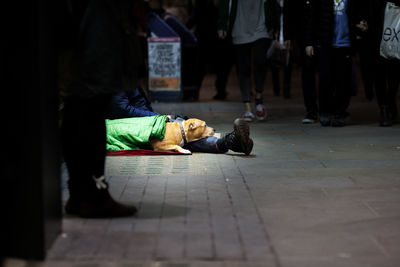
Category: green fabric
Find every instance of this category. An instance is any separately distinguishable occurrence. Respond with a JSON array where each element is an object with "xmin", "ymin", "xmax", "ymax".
[{"xmin": 106, "ymin": 115, "xmax": 168, "ymax": 151}]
